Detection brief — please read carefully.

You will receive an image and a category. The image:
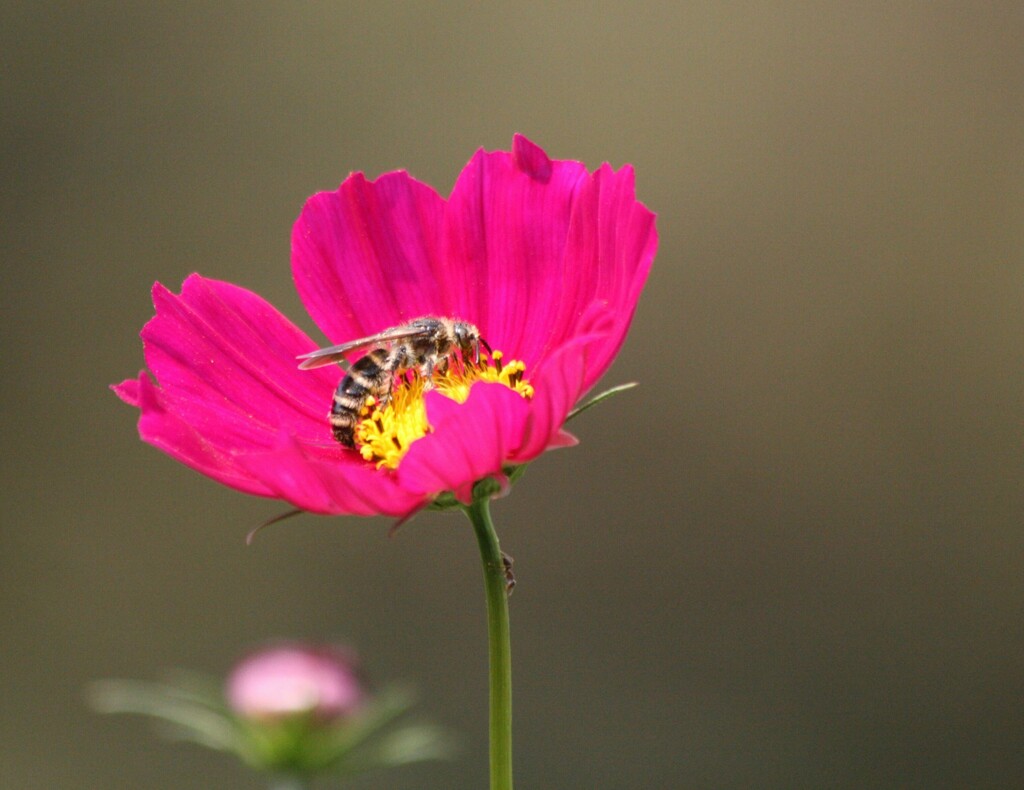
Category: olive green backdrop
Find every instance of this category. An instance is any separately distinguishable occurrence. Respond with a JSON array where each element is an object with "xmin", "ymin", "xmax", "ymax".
[{"xmin": 2, "ymin": 3, "xmax": 1021, "ymax": 788}]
